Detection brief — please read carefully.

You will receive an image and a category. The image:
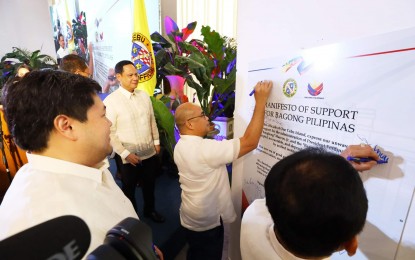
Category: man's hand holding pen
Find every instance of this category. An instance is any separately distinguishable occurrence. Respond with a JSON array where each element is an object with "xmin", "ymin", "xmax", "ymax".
[{"xmin": 341, "ymin": 144, "xmax": 381, "ymax": 172}]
